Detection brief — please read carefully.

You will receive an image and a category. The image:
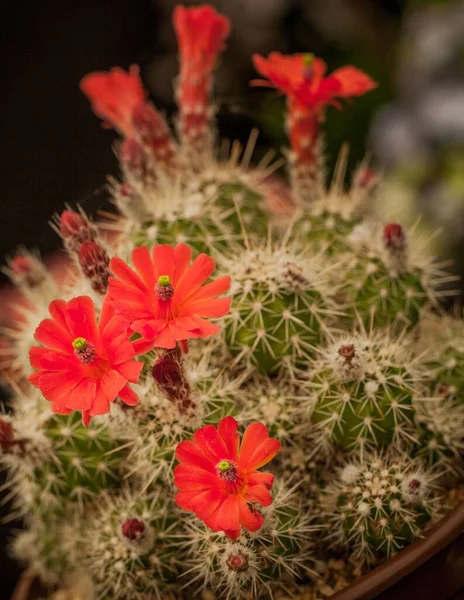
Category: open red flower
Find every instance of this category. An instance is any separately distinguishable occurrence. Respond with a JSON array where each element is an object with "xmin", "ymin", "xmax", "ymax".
[
  {"xmin": 108, "ymin": 244, "xmax": 231, "ymax": 351},
  {"xmin": 174, "ymin": 417, "xmax": 280, "ymax": 538},
  {"xmin": 80, "ymin": 65, "xmax": 146, "ymax": 136},
  {"xmin": 252, "ymin": 52, "xmax": 376, "ymax": 112},
  {"xmin": 29, "ymin": 296, "xmax": 143, "ymax": 426}
]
